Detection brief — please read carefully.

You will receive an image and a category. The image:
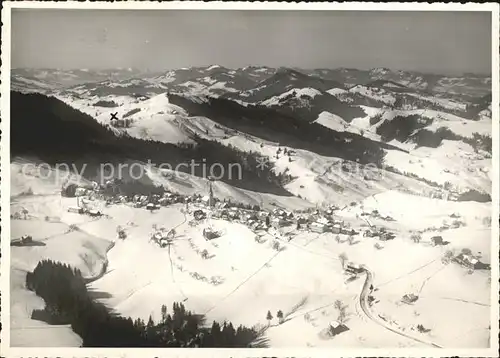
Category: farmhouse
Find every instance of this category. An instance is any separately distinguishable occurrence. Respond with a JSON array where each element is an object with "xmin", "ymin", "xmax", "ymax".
[
  {"xmin": 453, "ymin": 253, "xmax": 489, "ymax": 270},
  {"xmin": 75, "ymin": 187, "xmax": 88, "ymax": 197},
  {"xmin": 67, "ymin": 206, "xmax": 84, "ymax": 214},
  {"xmin": 328, "ymin": 321, "xmax": 348, "ymax": 336},
  {"xmin": 331, "ymin": 224, "xmax": 341, "ymax": 234},
  {"xmin": 271, "ymin": 217, "xmax": 286, "ymax": 228},
  {"xmin": 431, "ymin": 236, "xmax": 445, "ymax": 246},
  {"xmin": 193, "ymin": 209, "xmax": 207, "ymax": 221},
  {"xmin": 61, "ymin": 183, "xmax": 79, "ymax": 197},
  {"xmin": 345, "ymin": 262, "xmax": 364, "ymax": 275},
  {"xmin": 257, "ymin": 211, "xmax": 269, "ymax": 222},
  {"xmin": 310, "ymin": 221, "xmax": 327, "ymax": 233},
  {"xmin": 402, "ymin": 293, "xmax": 419, "ymax": 304}
]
